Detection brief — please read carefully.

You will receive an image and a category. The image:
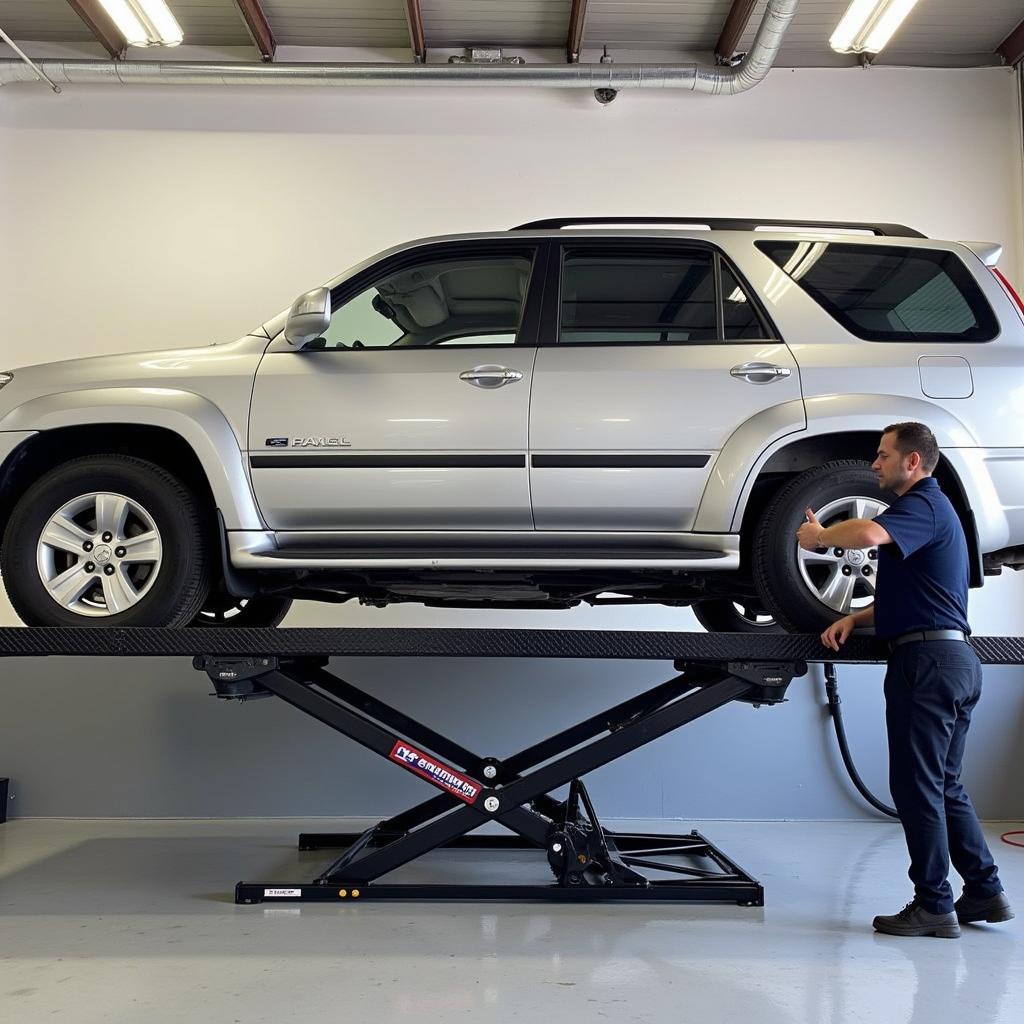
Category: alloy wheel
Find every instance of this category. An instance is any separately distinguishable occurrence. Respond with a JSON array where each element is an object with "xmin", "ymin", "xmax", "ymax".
[
  {"xmin": 35, "ymin": 491, "xmax": 163, "ymax": 617},
  {"xmin": 796, "ymin": 495, "xmax": 888, "ymax": 614}
]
